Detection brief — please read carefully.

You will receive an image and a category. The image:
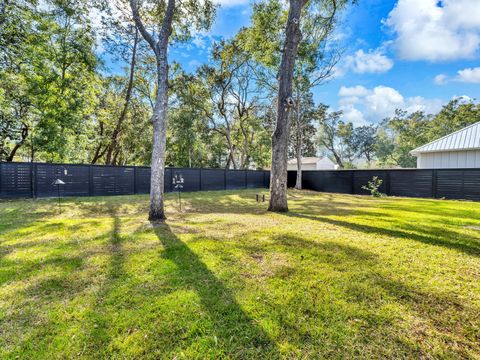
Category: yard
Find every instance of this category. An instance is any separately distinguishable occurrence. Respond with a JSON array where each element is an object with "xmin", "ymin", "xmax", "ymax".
[{"xmin": 1, "ymin": 189, "xmax": 479, "ymax": 359}]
